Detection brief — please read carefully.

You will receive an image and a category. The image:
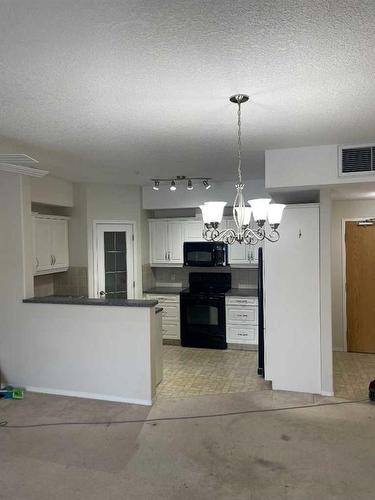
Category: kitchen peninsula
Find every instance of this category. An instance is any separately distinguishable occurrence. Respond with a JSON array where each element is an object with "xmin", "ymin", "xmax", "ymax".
[{"xmin": 20, "ymin": 296, "xmax": 163, "ymax": 405}]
